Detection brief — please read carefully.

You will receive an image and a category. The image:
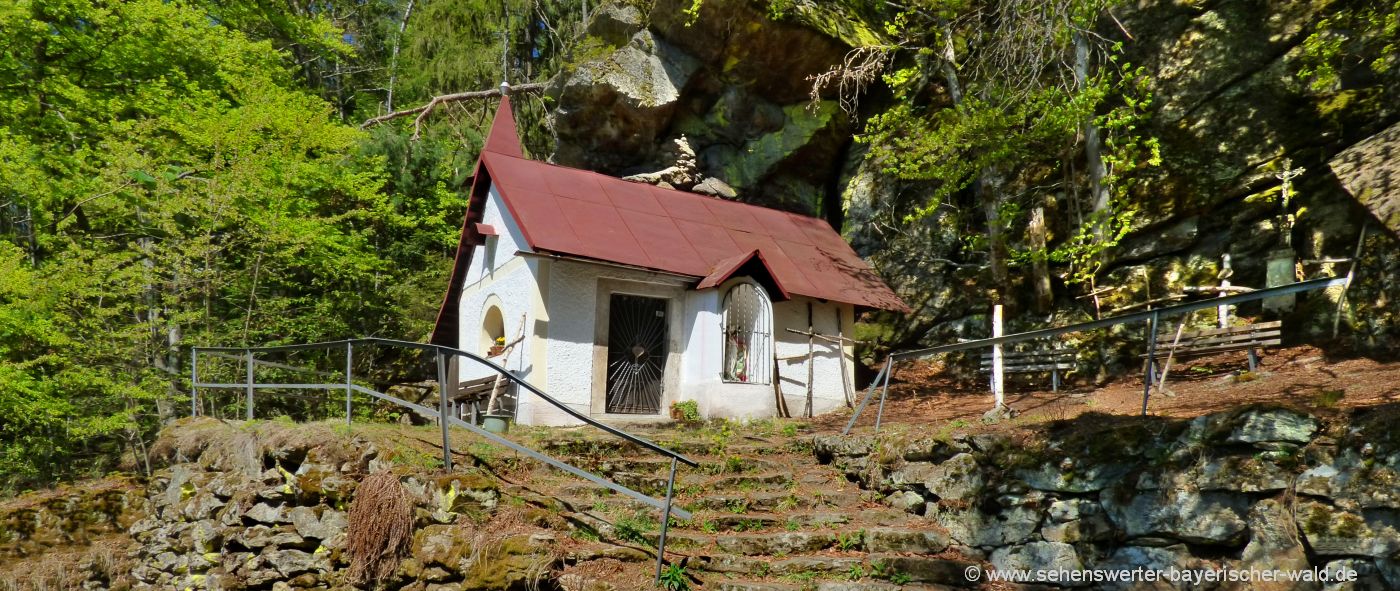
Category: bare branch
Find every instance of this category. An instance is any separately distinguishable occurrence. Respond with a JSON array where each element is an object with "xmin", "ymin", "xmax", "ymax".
[
  {"xmin": 359, "ymin": 82, "xmax": 547, "ymax": 138},
  {"xmin": 807, "ymin": 46, "xmax": 894, "ymax": 114}
]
